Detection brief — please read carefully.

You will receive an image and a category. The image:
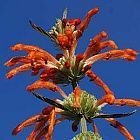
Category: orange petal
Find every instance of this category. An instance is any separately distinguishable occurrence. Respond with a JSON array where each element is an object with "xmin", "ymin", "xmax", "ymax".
[
  {"xmin": 97, "ymin": 94, "xmax": 115, "ymax": 106},
  {"xmin": 86, "ymin": 70, "xmax": 114, "ymax": 98},
  {"xmin": 11, "ymin": 44, "xmax": 60, "ymax": 66},
  {"xmin": 83, "ymin": 31, "xmax": 108, "ymax": 59},
  {"xmin": 106, "ymin": 118, "xmax": 134, "ymax": 140},
  {"xmin": 46, "ymin": 109, "xmax": 56, "ymax": 140},
  {"xmin": 114, "ymin": 99, "xmax": 140, "ymax": 107},
  {"xmin": 35, "ymin": 125, "xmax": 49, "ymax": 140},
  {"xmin": 27, "ymin": 80, "xmax": 67, "ymax": 99},
  {"xmin": 6, "ymin": 63, "xmax": 32, "ymax": 79},
  {"xmin": 76, "ymin": 7, "xmax": 99, "ymax": 38},
  {"xmin": 12, "ymin": 114, "xmax": 45, "ymax": 135},
  {"xmin": 85, "ymin": 49, "xmax": 138, "ymax": 65},
  {"xmin": 5, "ymin": 56, "xmax": 31, "ymax": 66},
  {"xmin": 34, "ymin": 117, "xmax": 65, "ymax": 140},
  {"xmin": 27, "ymin": 121, "xmax": 46, "ymax": 140}
]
